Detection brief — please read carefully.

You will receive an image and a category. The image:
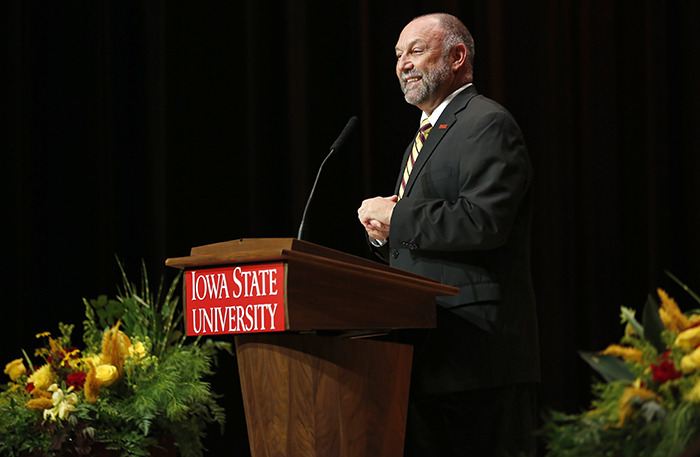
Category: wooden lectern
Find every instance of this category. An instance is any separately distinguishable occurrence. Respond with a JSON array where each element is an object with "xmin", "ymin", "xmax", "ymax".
[{"xmin": 166, "ymin": 238, "xmax": 457, "ymax": 457}]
